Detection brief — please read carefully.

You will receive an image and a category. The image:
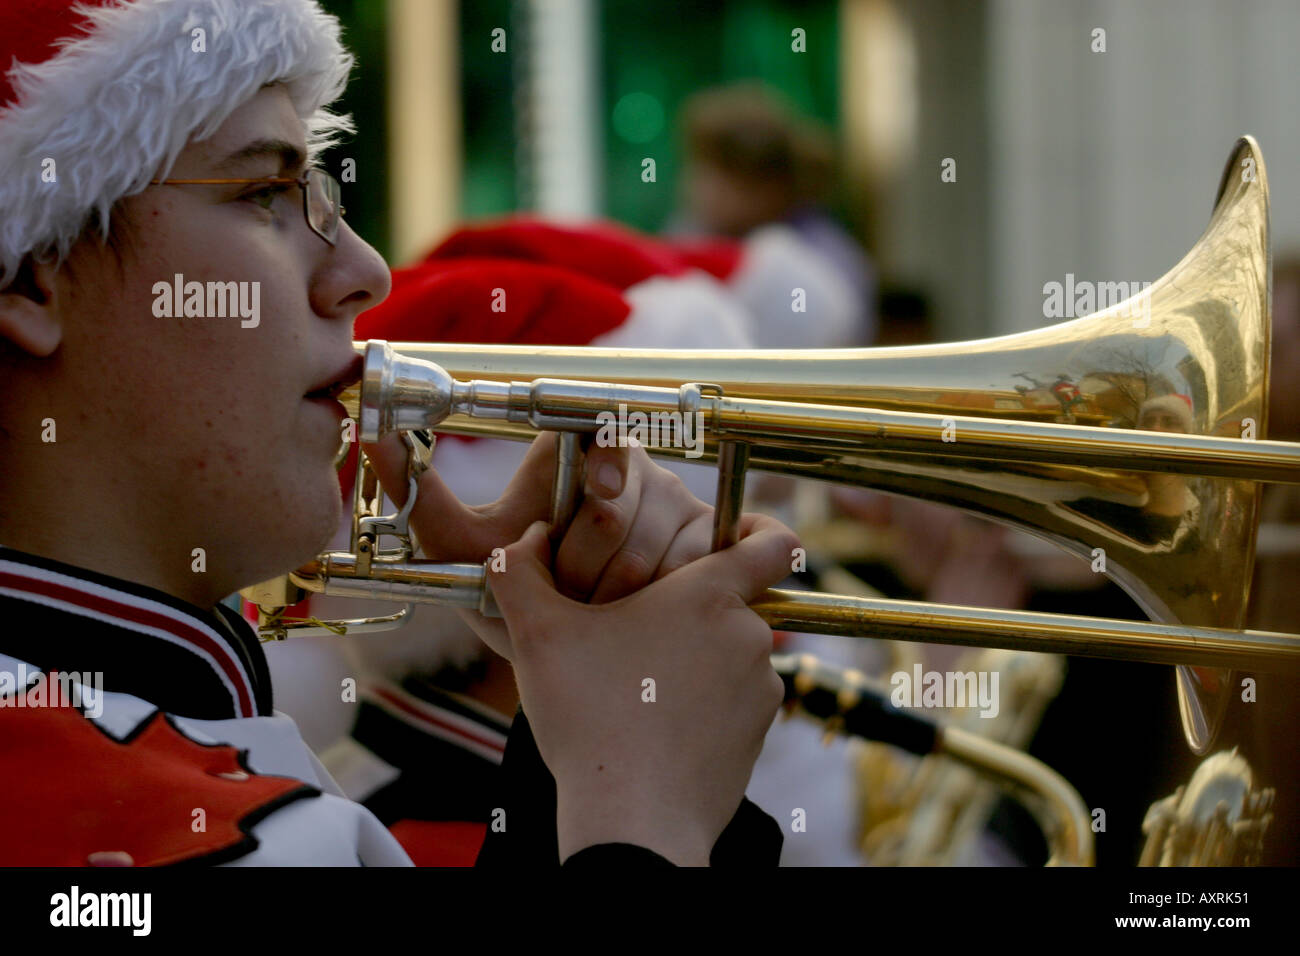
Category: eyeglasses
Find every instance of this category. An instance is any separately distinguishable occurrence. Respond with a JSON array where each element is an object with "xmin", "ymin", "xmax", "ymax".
[{"xmin": 148, "ymin": 168, "xmax": 346, "ymax": 246}]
